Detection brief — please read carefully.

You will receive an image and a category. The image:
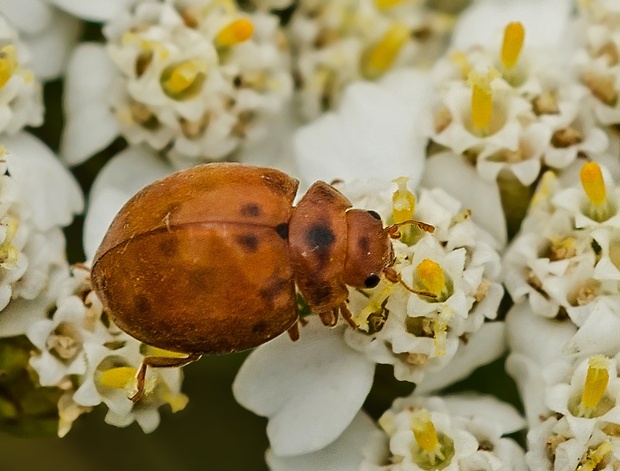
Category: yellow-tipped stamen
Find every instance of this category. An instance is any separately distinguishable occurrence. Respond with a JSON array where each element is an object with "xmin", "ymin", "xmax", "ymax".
[
  {"xmin": 468, "ymin": 69, "xmax": 499, "ymax": 132},
  {"xmin": 374, "ymin": 0, "xmax": 405, "ymax": 9},
  {"xmin": 162, "ymin": 391, "xmax": 190, "ymax": 413},
  {"xmin": 392, "ymin": 177, "xmax": 416, "ymax": 223},
  {"xmin": 501, "ymin": 22, "xmax": 524, "ymax": 69},
  {"xmin": 450, "ymin": 51, "xmax": 471, "ymax": 80},
  {"xmin": 161, "ymin": 59, "xmax": 208, "ymax": 100},
  {"xmin": 361, "ymin": 23, "xmax": 410, "ymax": 80},
  {"xmin": 577, "ymin": 441, "xmax": 612, "ymax": 471},
  {"xmin": 0, "ymin": 45, "xmax": 17, "ymax": 89},
  {"xmin": 98, "ymin": 366, "xmax": 138, "ymax": 389},
  {"xmin": 433, "ymin": 310, "xmax": 452, "ymax": 356},
  {"xmin": 579, "ymin": 355, "xmax": 610, "ymax": 417},
  {"xmin": 416, "ymin": 259, "xmax": 446, "ymax": 297},
  {"xmin": 215, "ymin": 18, "xmax": 254, "ymax": 48},
  {"xmin": 411, "ymin": 409, "xmax": 441, "ymax": 453},
  {"xmin": 580, "ymin": 162, "xmax": 606, "ymax": 206}
]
